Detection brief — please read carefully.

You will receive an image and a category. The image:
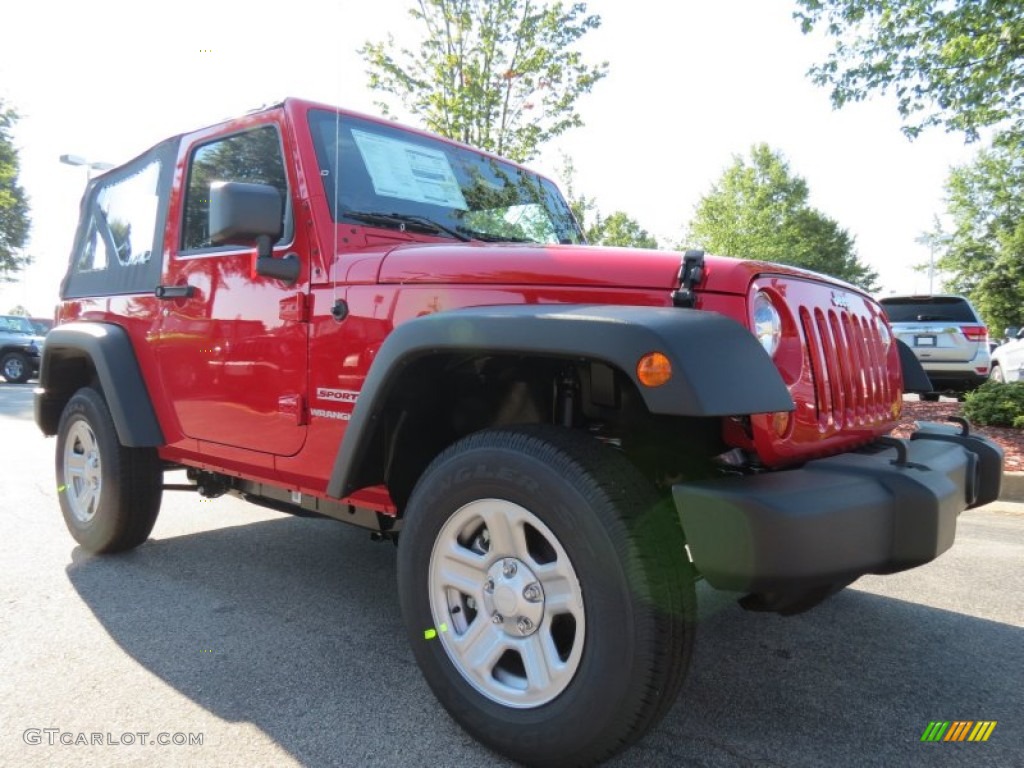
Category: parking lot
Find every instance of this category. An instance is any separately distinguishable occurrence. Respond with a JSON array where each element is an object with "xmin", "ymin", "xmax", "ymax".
[{"xmin": 1, "ymin": 382, "xmax": 1021, "ymax": 767}]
